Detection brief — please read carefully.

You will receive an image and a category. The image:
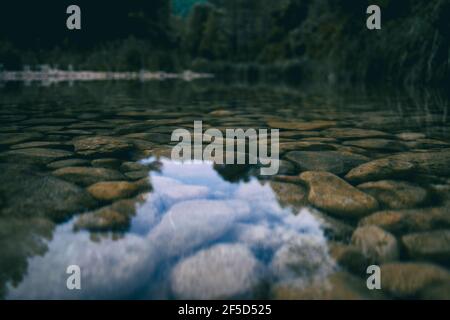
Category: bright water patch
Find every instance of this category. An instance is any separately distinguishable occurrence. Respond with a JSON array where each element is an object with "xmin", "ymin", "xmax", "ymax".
[{"xmin": 7, "ymin": 159, "xmax": 335, "ymax": 299}]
